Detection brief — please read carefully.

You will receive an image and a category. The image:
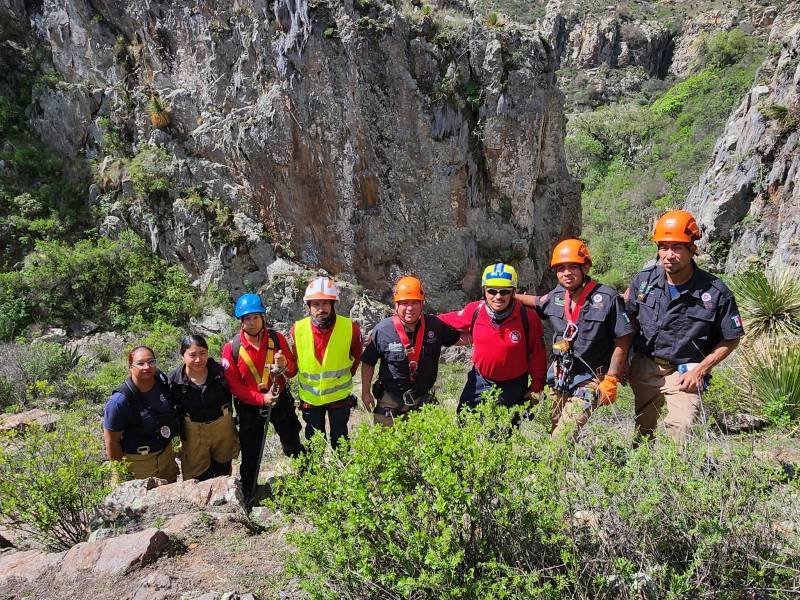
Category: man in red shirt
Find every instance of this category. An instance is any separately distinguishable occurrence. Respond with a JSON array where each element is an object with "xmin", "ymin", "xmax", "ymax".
[
  {"xmin": 290, "ymin": 277, "xmax": 362, "ymax": 449},
  {"xmin": 221, "ymin": 293, "xmax": 304, "ymax": 502},
  {"xmin": 438, "ymin": 262, "xmax": 547, "ymax": 417}
]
